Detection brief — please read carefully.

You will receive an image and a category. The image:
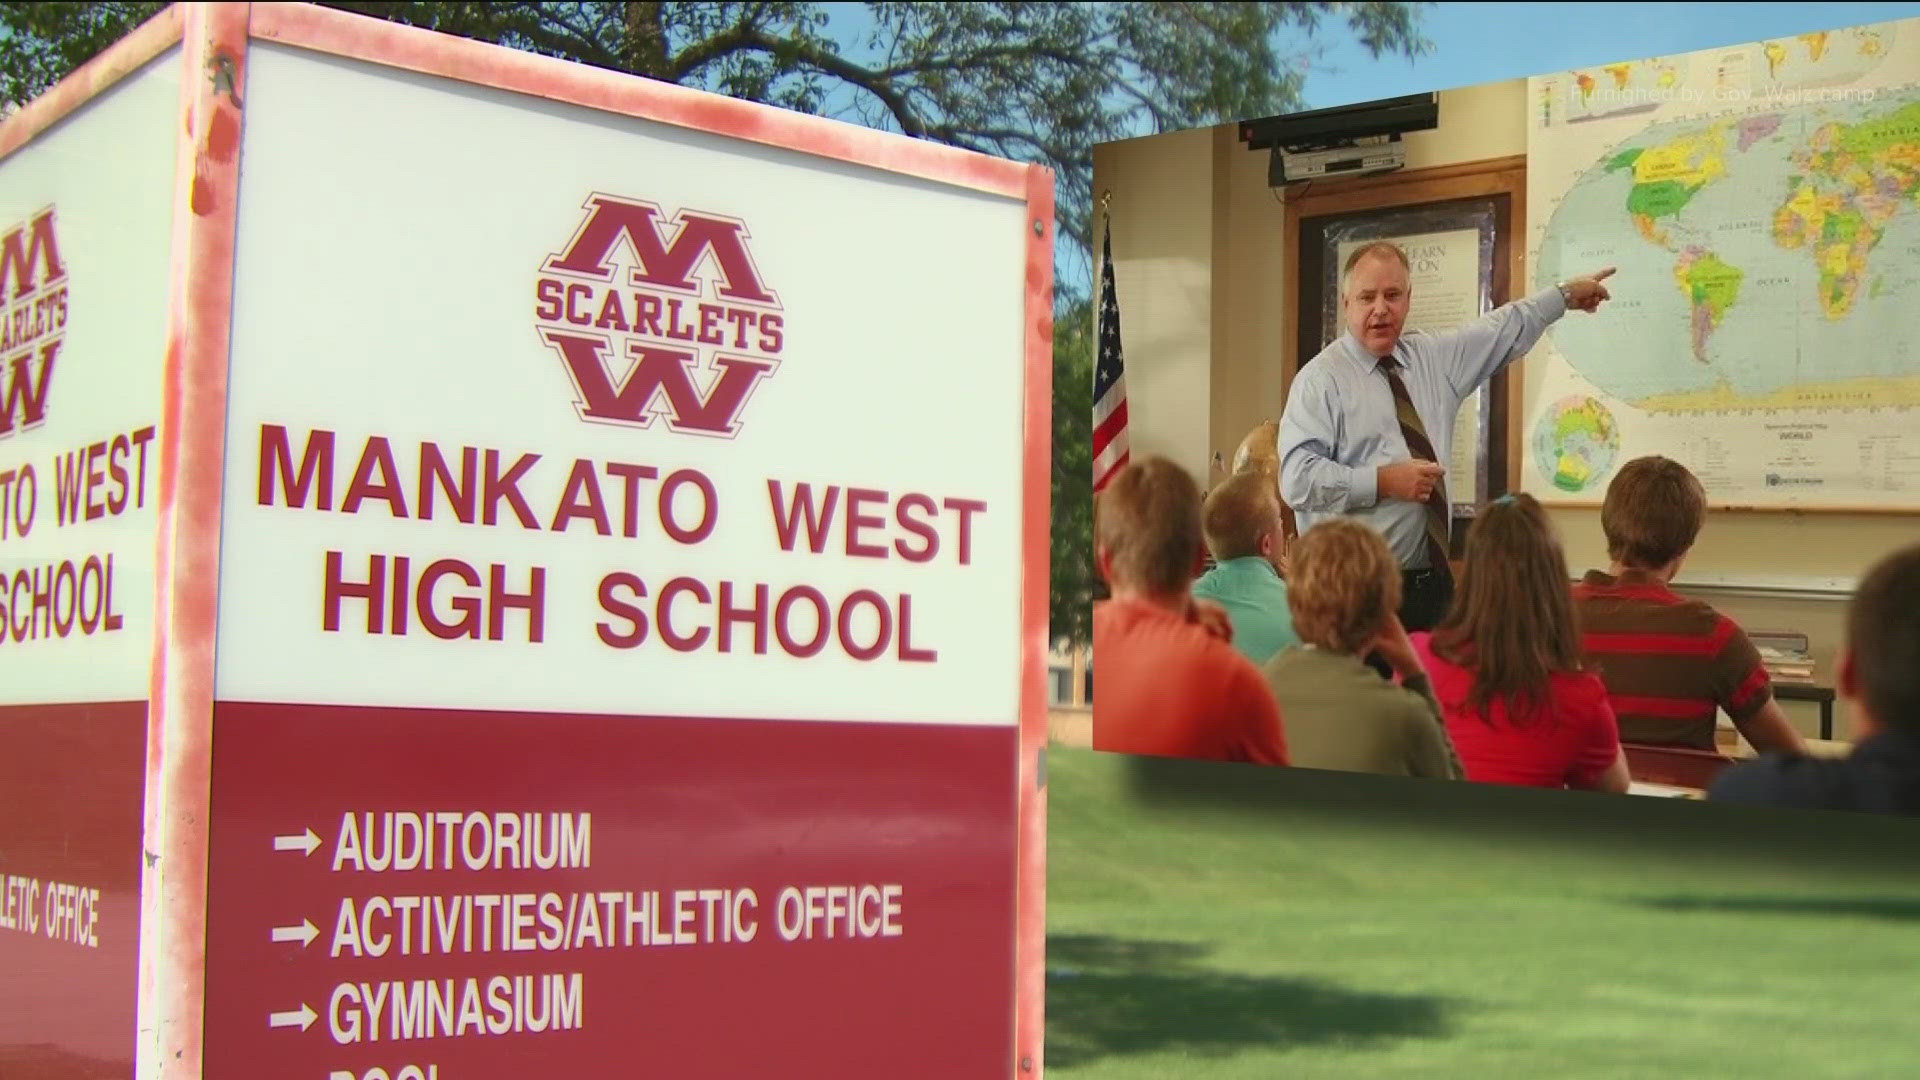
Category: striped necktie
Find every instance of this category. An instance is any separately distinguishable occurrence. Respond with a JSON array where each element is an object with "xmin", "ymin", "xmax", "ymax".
[{"xmin": 1379, "ymin": 358, "xmax": 1450, "ymax": 568}]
